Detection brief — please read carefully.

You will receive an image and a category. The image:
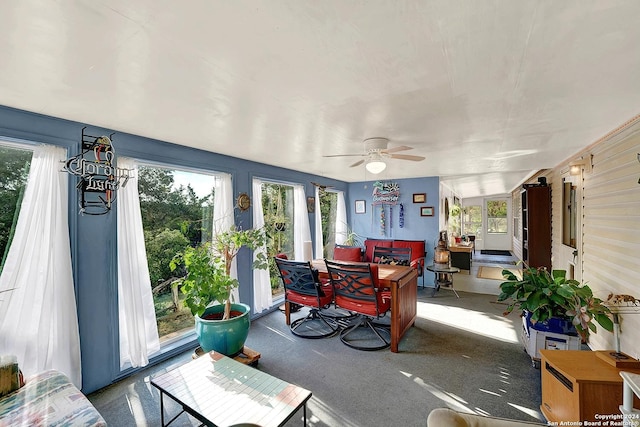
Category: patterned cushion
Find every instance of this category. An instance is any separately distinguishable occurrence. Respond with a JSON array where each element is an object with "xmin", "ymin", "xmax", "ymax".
[
  {"xmin": 377, "ymin": 256, "xmax": 410, "ymax": 266},
  {"xmin": 0, "ymin": 370, "xmax": 106, "ymax": 427}
]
